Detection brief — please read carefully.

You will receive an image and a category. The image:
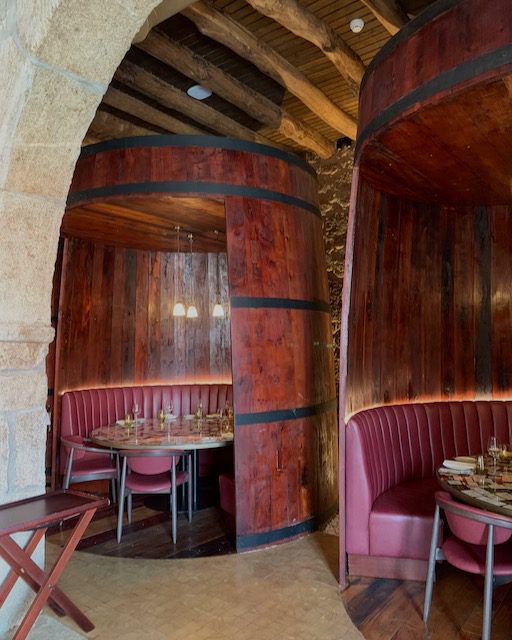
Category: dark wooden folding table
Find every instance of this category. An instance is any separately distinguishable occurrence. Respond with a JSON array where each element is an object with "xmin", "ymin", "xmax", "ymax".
[{"xmin": 0, "ymin": 490, "xmax": 108, "ymax": 640}]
